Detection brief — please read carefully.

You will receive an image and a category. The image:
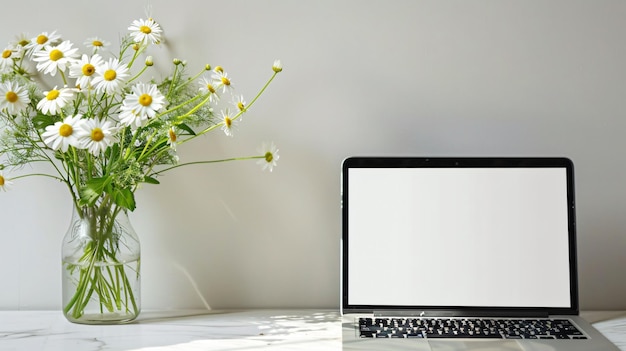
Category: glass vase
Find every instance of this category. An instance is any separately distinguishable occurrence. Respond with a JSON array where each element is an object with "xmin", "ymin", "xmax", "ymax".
[{"xmin": 61, "ymin": 203, "xmax": 141, "ymax": 324}]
